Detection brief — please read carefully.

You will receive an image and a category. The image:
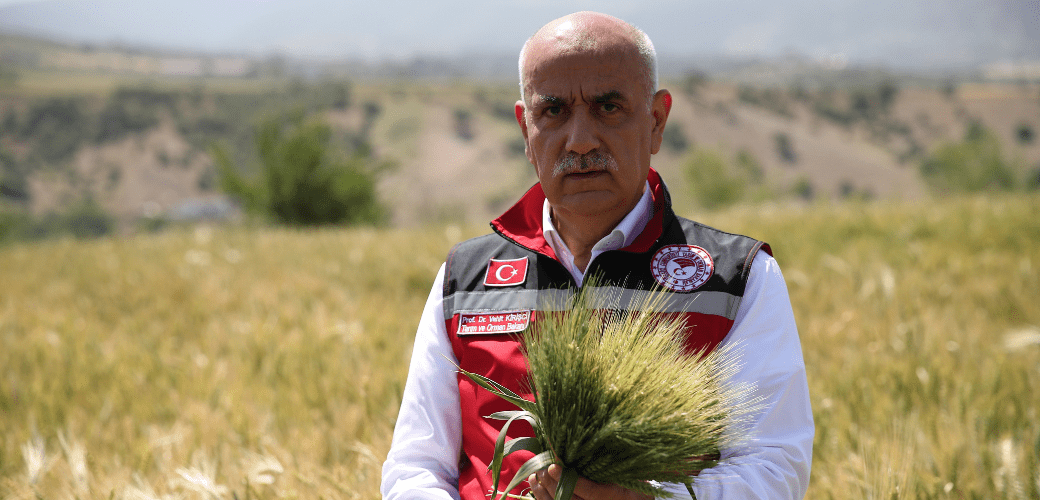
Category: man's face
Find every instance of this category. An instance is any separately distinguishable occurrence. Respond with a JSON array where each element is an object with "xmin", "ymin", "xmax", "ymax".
[{"xmin": 516, "ymin": 43, "xmax": 669, "ymax": 224}]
